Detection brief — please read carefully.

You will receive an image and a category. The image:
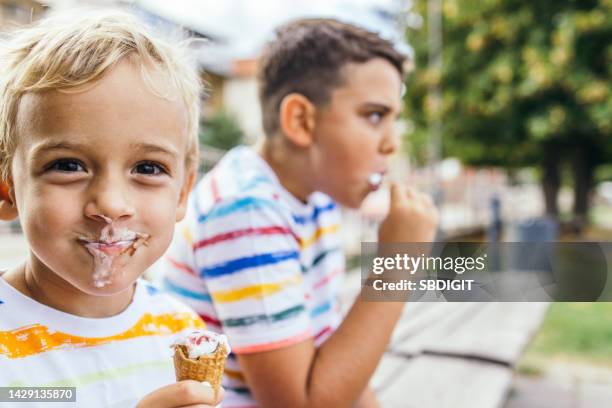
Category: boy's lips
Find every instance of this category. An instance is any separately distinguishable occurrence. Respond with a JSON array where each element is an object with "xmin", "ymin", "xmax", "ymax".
[
  {"xmin": 82, "ymin": 239, "xmax": 136, "ymax": 256},
  {"xmin": 368, "ymin": 170, "xmax": 387, "ymax": 190},
  {"xmin": 78, "ymin": 227, "xmax": 149, "ymax": 257},
  {"xmin": 76, "ymin": 226, "xmax": 151, "ymax": 288}
]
